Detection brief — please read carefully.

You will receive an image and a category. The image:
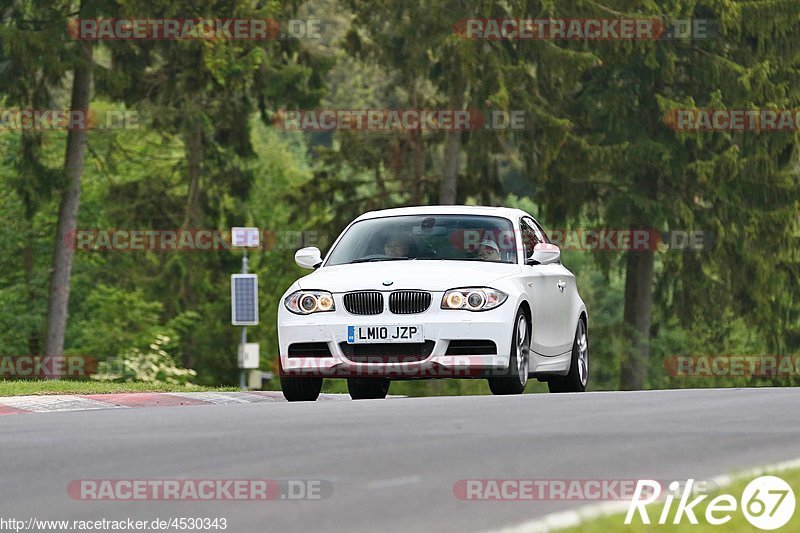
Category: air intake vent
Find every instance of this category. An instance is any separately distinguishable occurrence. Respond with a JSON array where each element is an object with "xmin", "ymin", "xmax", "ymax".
[
  {"xmin": 343, "ymin": 291, "xmax": 384, "ymax": 315},
  {"xmin": 388, "ymin": 291, "xmax": 431, "ymax": 314},
  {"xmin": 445, "ymin": 340, "xmax": 497, "ymax": 356},
  {"xmin": 288, "ymin": 342, "xmax": 332, "ymax": 358}
]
